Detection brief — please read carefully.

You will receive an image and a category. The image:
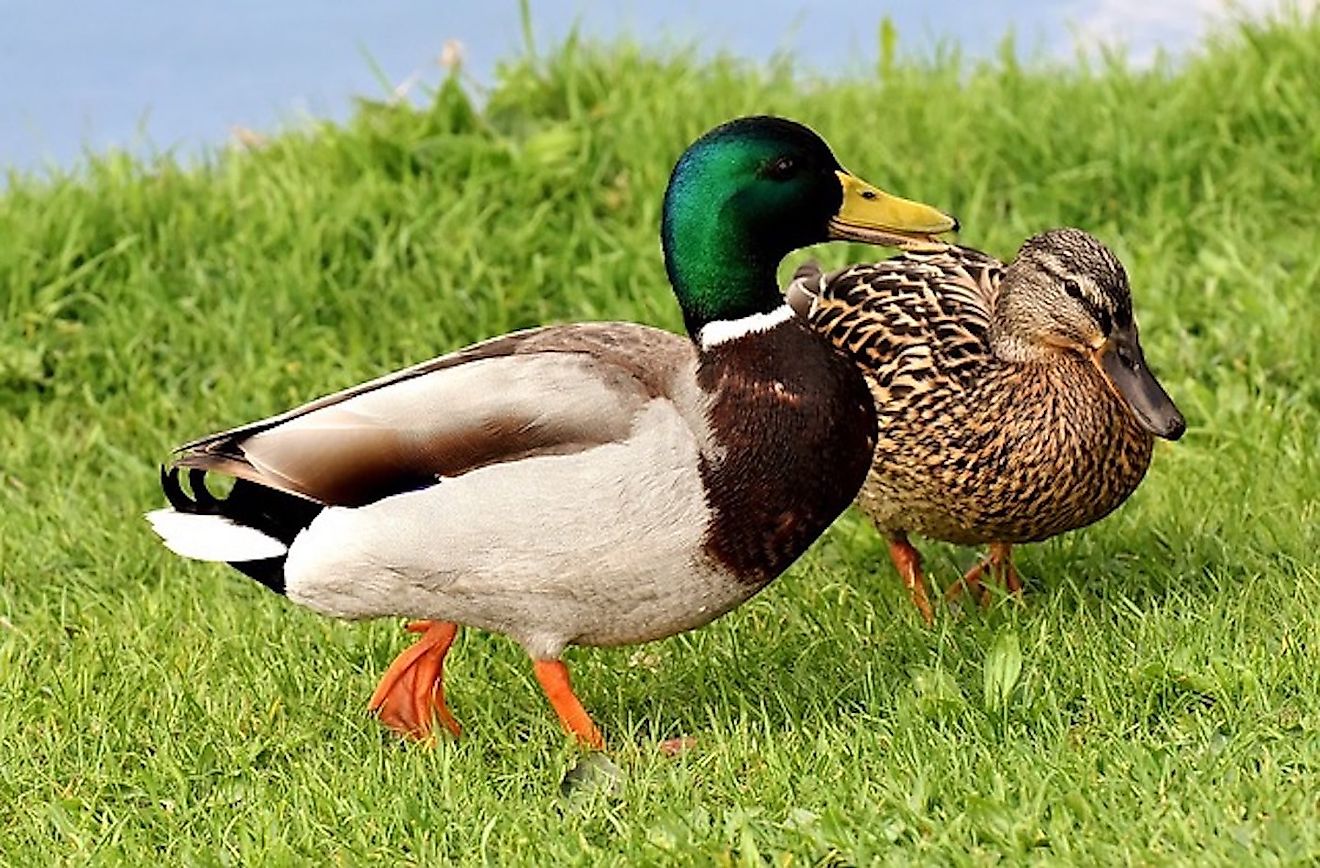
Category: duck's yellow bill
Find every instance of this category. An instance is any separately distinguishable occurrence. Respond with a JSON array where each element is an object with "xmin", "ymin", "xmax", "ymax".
[{"xmin": 828, "ymin": 170, "xmax": 958, "ymax": 248}]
